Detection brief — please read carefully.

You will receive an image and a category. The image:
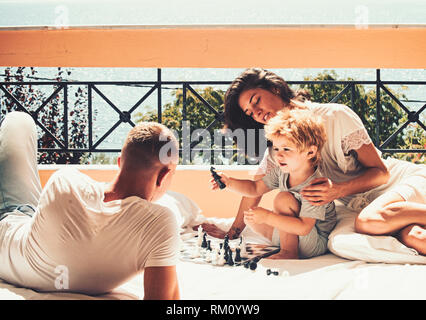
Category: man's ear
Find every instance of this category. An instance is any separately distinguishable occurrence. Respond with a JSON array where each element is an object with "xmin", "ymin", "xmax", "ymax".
[
  {"xmin": 117, "ymin": 155, "xmax": 121, "ymax": 168},
  {"xmin": 306, "ymin": 145, "xmax": 318, "ymax": 160},
  {"xmin": 156, "ymin": 166, "xmax": 171, "ymax": 187}
]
